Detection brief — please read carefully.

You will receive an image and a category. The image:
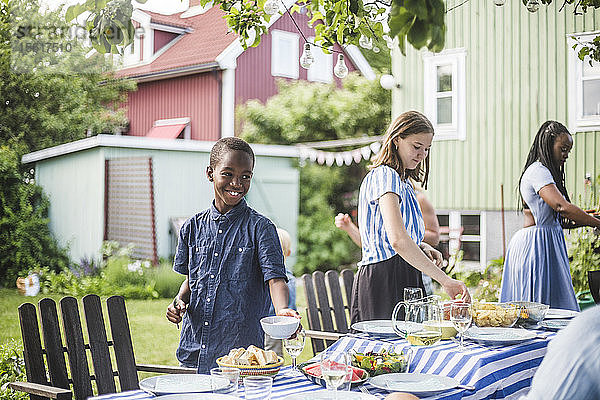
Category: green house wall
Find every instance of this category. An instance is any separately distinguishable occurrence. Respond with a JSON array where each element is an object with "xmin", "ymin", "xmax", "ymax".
[{"xmin": 391, "ymin": 1, "xmax": 600, "ymax": 212}]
